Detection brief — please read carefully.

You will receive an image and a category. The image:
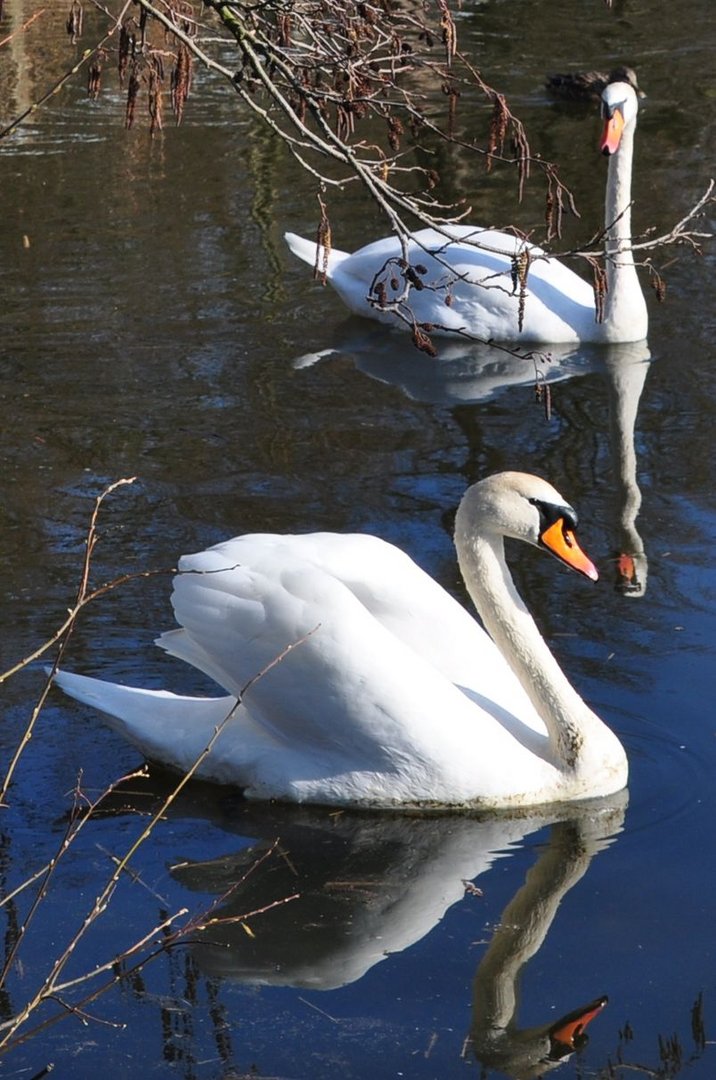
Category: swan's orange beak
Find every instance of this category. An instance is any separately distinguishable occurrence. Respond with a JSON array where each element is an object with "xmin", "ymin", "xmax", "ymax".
[
  {"xmin": 549, "ymin": 995, "xmax": 608, "ymax": 1052},
  {"xmin": 540, "ymin": 518, "xmax": 599, "ymax": 581},
  {"xmin": 600, "ymin": 107, "xmax": 625, "ymax": 155}
]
